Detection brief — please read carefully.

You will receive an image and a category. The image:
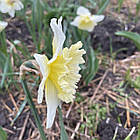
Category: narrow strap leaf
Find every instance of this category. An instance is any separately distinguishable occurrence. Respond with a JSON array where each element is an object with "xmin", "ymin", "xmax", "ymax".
[
  {"xmin": 84, "ymin": 47, "xmax": 98, "ymax": 85},
  {"xmin": 11, "ymin": 99, "xmax": 27, "ymax": 126},
  {"xmin": 0, "ymin": 56, "xmax": 9, "ymax": 88},
  {"xmin": 115, "ymin": 31, "xmax": 140, "ymax": 50},
  {"xmin": 21, "ymin": 79, "xmax": 47, "ymax": 140},
  {"xmin": 97, "ymin": 0, "xmax": 110, "ymax": 14},
  {"xmin": 136, "ymin": 123, "xmax": 140, "ymax": 140}
]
